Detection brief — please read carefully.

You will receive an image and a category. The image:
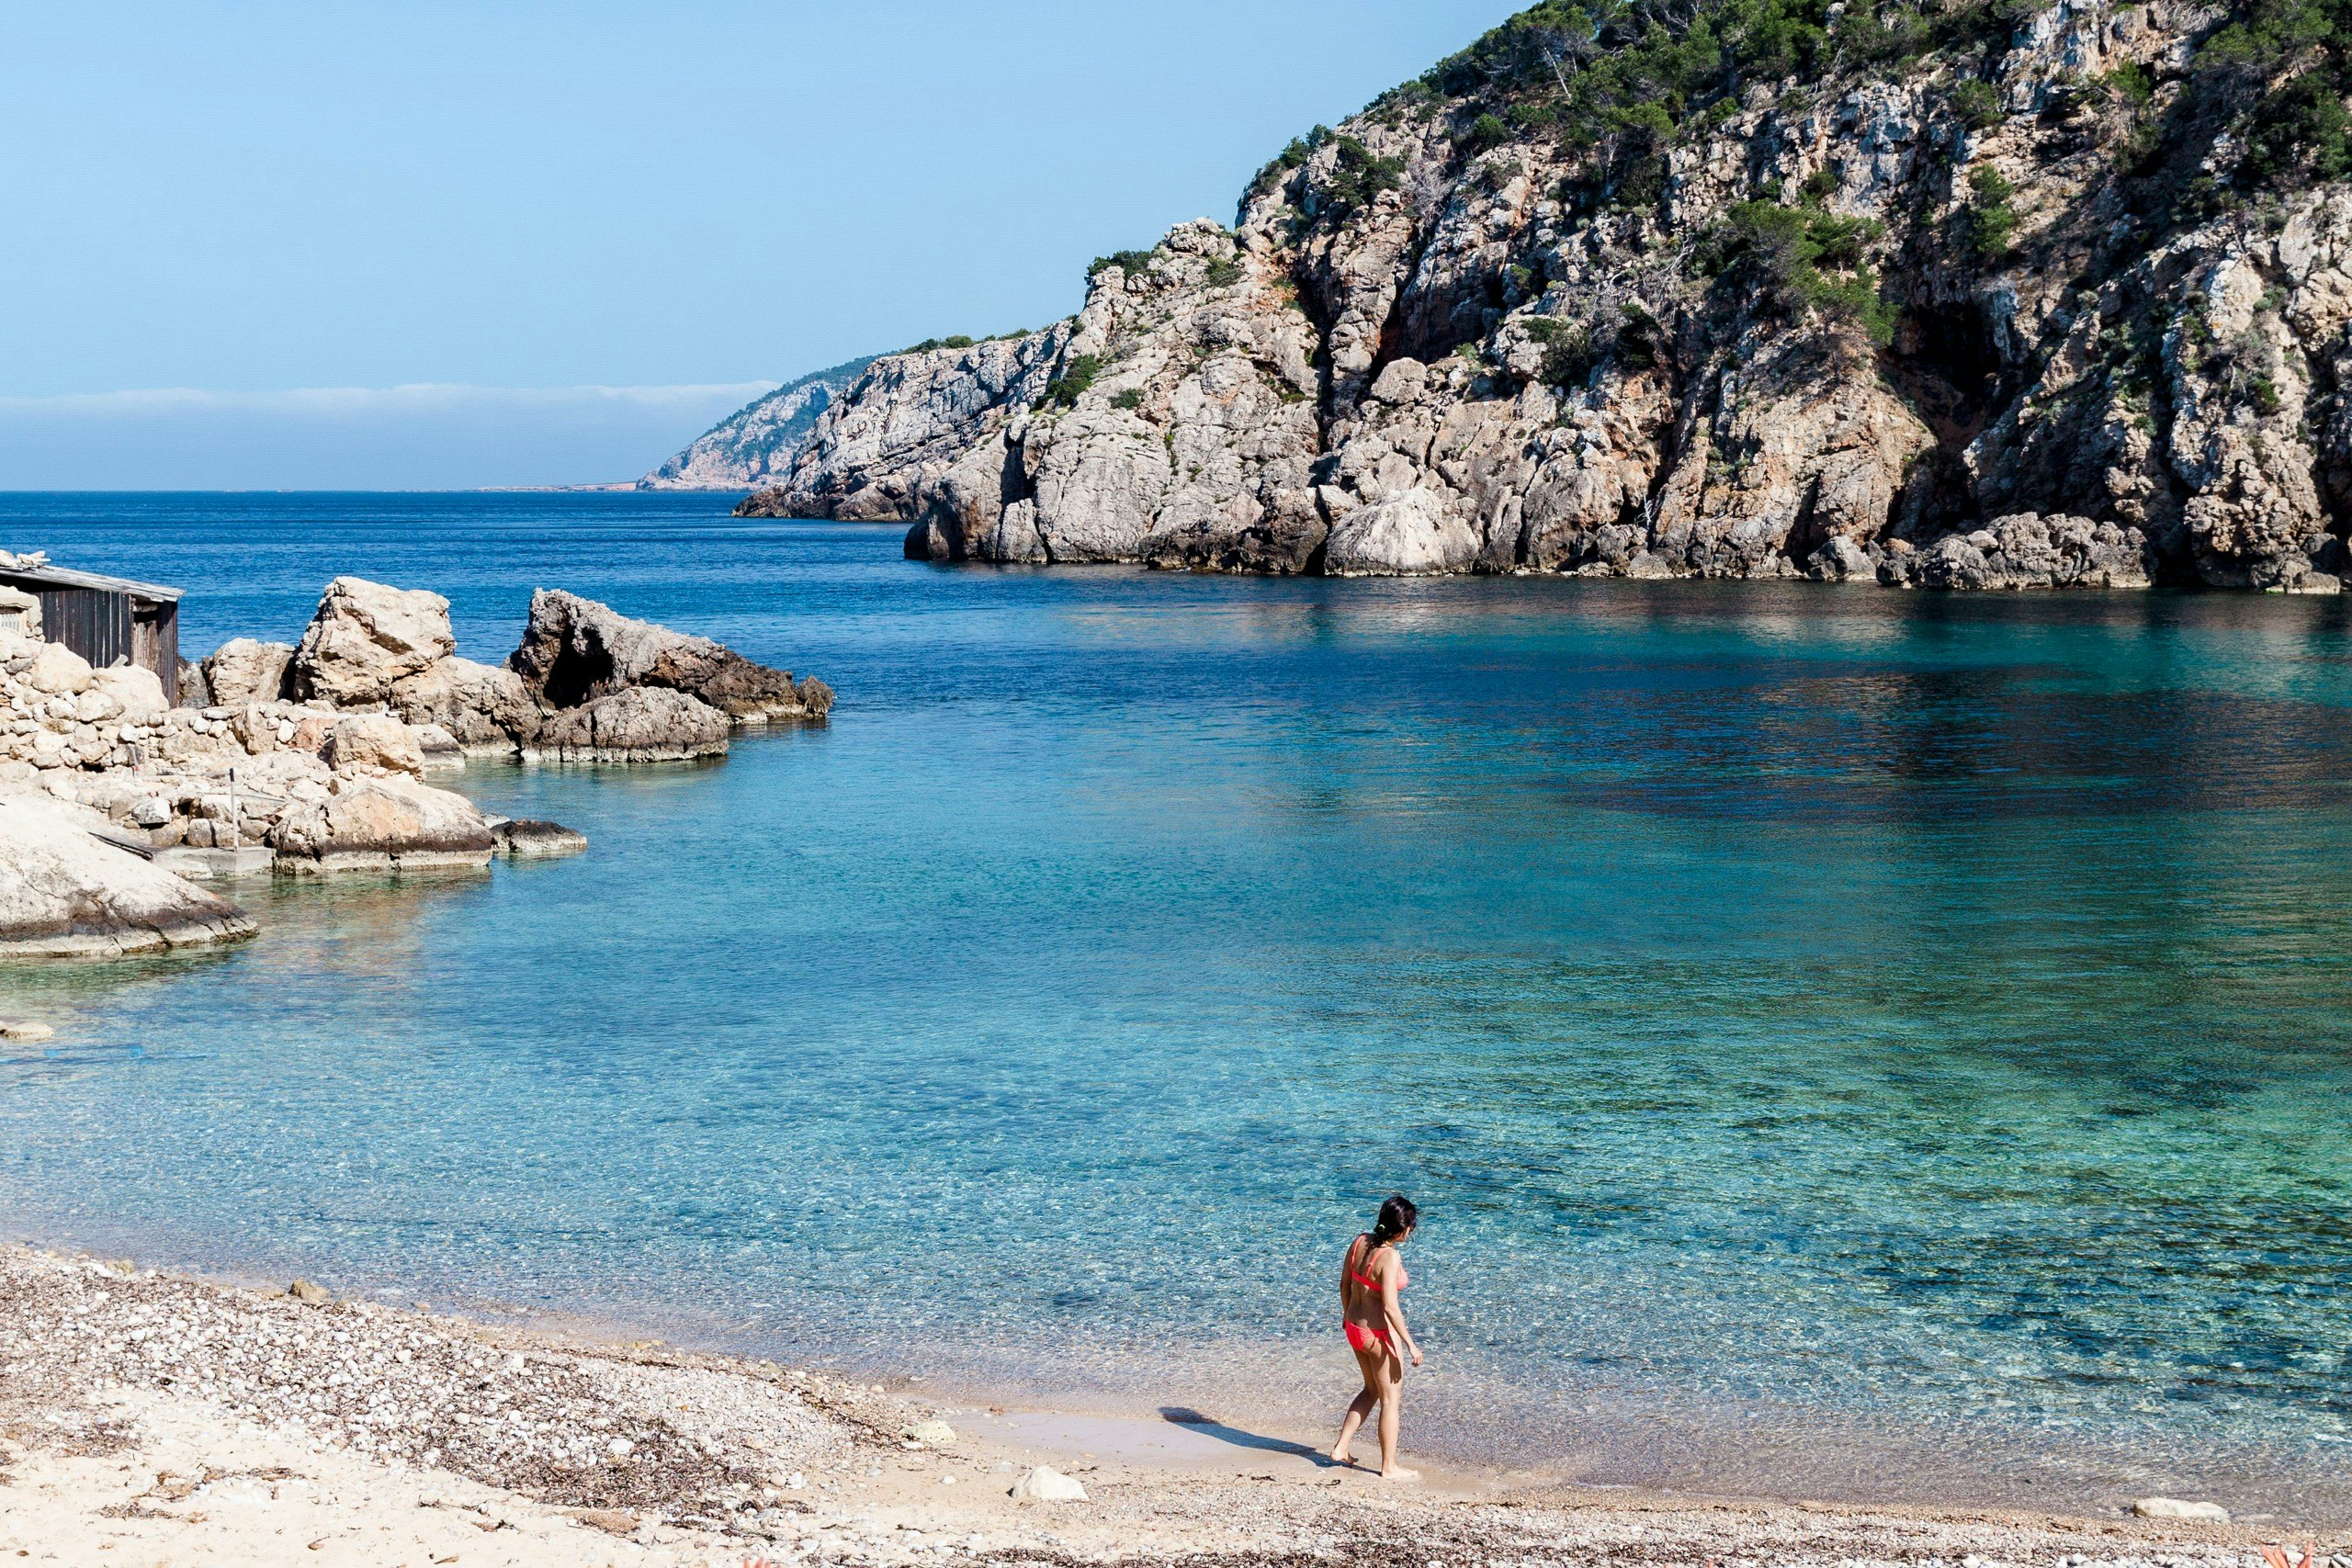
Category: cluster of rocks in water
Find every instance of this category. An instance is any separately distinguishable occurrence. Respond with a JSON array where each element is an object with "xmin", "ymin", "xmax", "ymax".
[
  {"xmin": 736, "ymin": 0, "xmax": 2352, "ymax": 594},
  {"xmin": 0, "ymin": 576, "xmax": 830, "ymax": 958}
]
